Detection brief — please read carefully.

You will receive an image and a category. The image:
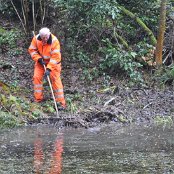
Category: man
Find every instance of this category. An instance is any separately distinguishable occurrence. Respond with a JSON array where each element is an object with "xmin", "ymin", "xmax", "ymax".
[{"xmin": 28, "ymin": 27, "xmax": 66, "ymax": 109}]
